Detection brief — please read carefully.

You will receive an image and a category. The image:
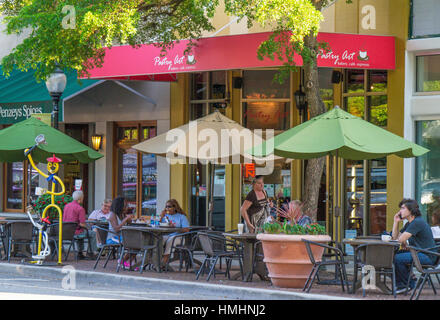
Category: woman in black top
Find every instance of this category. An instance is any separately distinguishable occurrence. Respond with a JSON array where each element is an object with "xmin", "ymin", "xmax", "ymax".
[{"xmin": 240, "ymin": 175, "xmax": 272, "ymax": 233}]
